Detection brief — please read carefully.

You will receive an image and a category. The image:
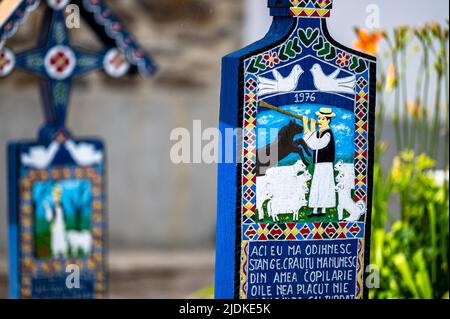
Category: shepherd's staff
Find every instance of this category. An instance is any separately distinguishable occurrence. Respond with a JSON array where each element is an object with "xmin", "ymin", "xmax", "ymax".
[{"xmin": 259, "ymin": 100, "xmax": 308, "ymax": 121}]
